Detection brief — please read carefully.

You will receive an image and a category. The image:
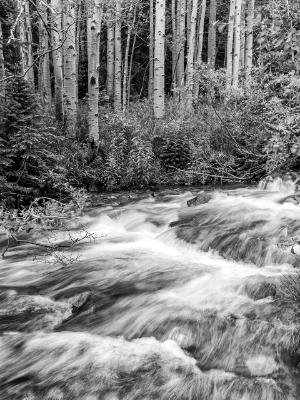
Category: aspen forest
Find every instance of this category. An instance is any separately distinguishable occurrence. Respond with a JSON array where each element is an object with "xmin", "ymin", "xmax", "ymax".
[{"xmin": 1, "ymin": 1, "xmax": 300, "ymax": 399}]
